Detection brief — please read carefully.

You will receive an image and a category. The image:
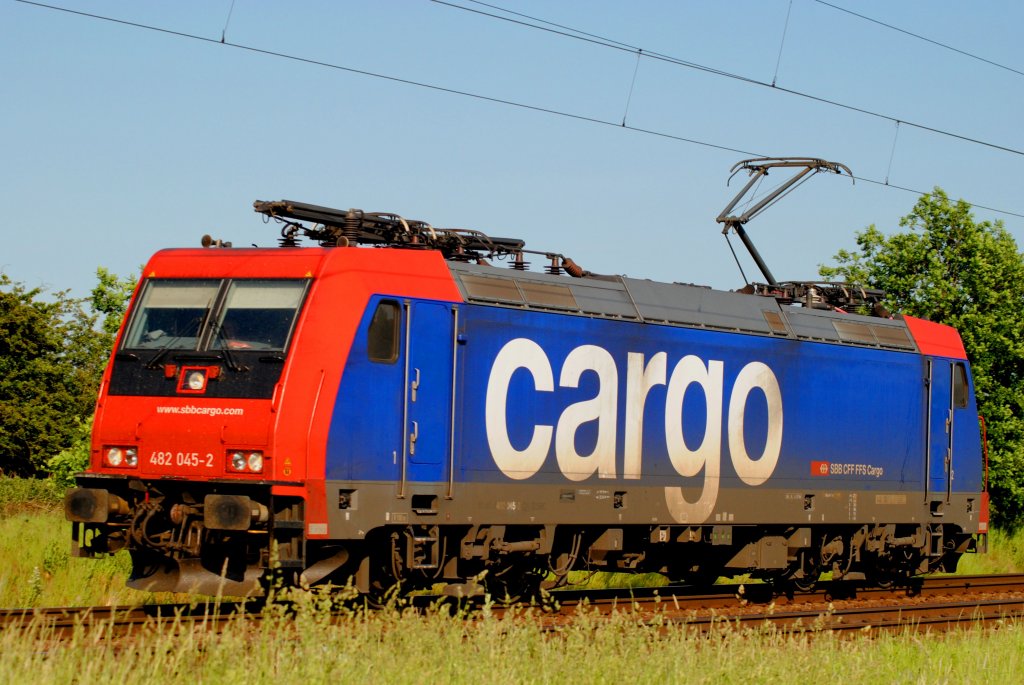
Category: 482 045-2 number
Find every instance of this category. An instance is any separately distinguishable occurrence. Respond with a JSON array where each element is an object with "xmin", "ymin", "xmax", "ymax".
[{"xmin": 148, "ymin": 451, "xmax": 214, "ymax": 468}]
